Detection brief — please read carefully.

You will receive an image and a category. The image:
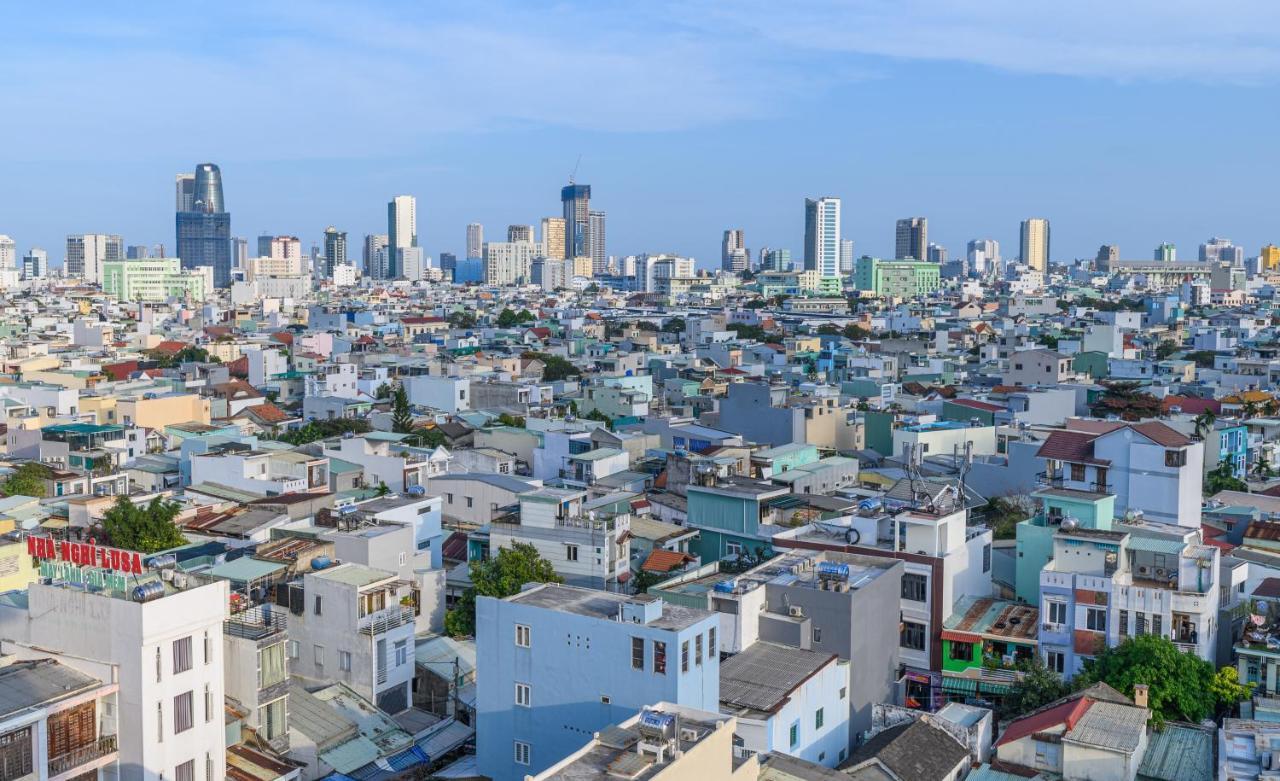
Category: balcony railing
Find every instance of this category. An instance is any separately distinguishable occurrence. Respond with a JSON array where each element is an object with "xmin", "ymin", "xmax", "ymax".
[
  {"xmin": 48, "ymin": 735, "xmax": 117, "ymax": 777},
  {"xmin": 359, "ymin": 605, "xmax": 415, "ymax": 636},
  {"xmin": 225, "ymin": 604, "xmax": 288, "ymax": 642}
]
